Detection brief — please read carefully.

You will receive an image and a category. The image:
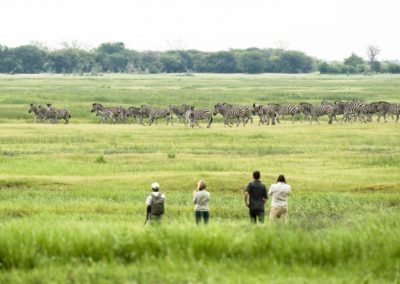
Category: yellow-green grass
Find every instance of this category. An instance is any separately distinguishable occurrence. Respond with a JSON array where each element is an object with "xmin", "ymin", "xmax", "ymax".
[{"xmin": 0, "ymin": 74, "xmax": 399, "ymax": 283}]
